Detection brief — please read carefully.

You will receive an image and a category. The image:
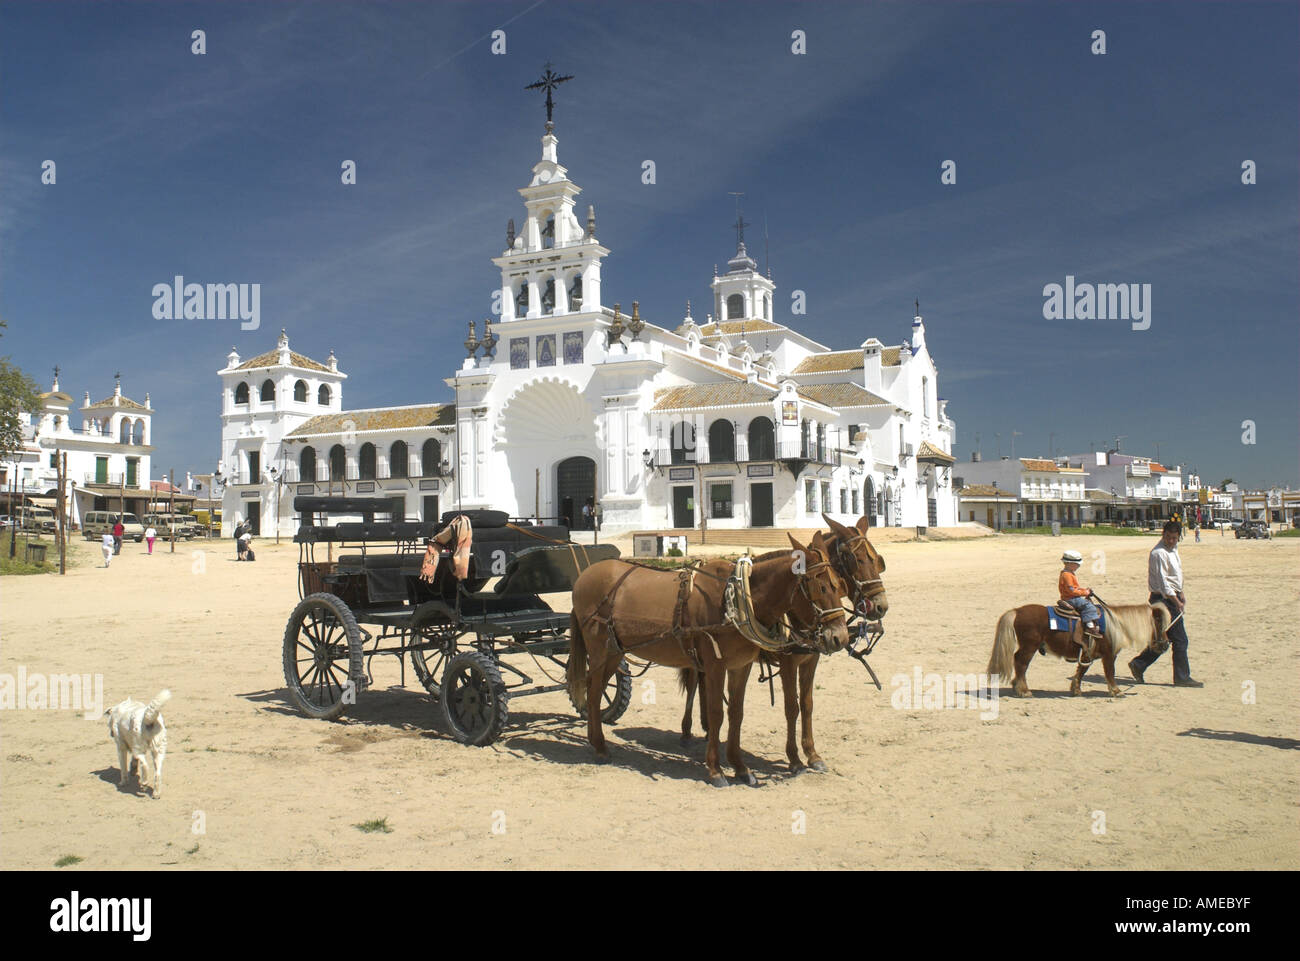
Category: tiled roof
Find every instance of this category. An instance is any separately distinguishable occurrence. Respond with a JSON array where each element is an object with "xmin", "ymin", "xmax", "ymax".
[
  {"xmin": 696, "ymin": 319, "xmax": 785, "ymax": 338},
  {"xmin": 791, "ymin": 350, "xmax": 864, "ymax": 375},
  {"xmin": 916, "ymin": 440, "xmax": 956, "ymax": 464},
  {"xmin": 86, "ymin": 395, "xmax": 150, "ymax": 411},
  {"xmin": 958, "ymin": 484, "xmax": 1005, "ymax": 497},
  {"xmin": 795, "ymin": 383, "xmax": 891, "ymax": 408},
  {"xmin": 236, "ymin": 349, "xmax": 332, "ymax": 373},
  {"xmin": 880, "ymin": 346, "xmax": 902, "ymax": 366},
  {"xmin": 651, "ymin": 383, "xmax": 777, "ymax": 411},
  {"xmin": 286, "ymin": 404, "xmax": 454, "ymax": 437},
  {"xmin": 1020, "ymin": 458, "xmax": 1058, "ymax": 472},
  {"xmin": 1150, "ymin": 463, "xmax": 1168, "ymax": 473}
]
